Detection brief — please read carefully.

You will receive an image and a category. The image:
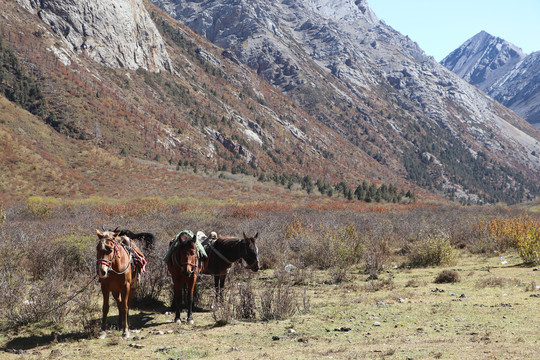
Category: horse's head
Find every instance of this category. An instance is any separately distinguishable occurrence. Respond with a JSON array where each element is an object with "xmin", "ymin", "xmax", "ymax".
[
  {"xmin": 96, "ymin": 229, "xmax": 120, "ymax": 279},
  {"xmin": 178, "ymin": 232, "xmax": 198, "ymax": 277},
  {"xmin": 242, "ymin": 232, "xmax": 260, "ymax": 272}
]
